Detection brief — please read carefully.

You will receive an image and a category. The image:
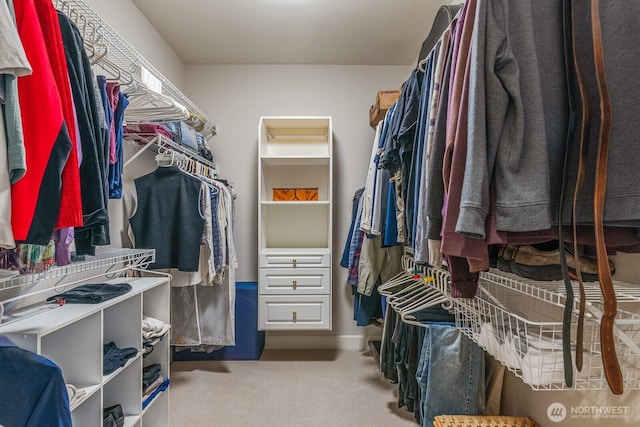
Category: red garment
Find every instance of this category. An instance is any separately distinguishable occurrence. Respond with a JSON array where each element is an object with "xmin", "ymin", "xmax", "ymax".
[
  {"xmin": 11, "ymin": 0, "xmax": 72, "ymax": 244},
  {"xmin": 34, "ymin": 0, "xmax": 83, "ymax": 229}
]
